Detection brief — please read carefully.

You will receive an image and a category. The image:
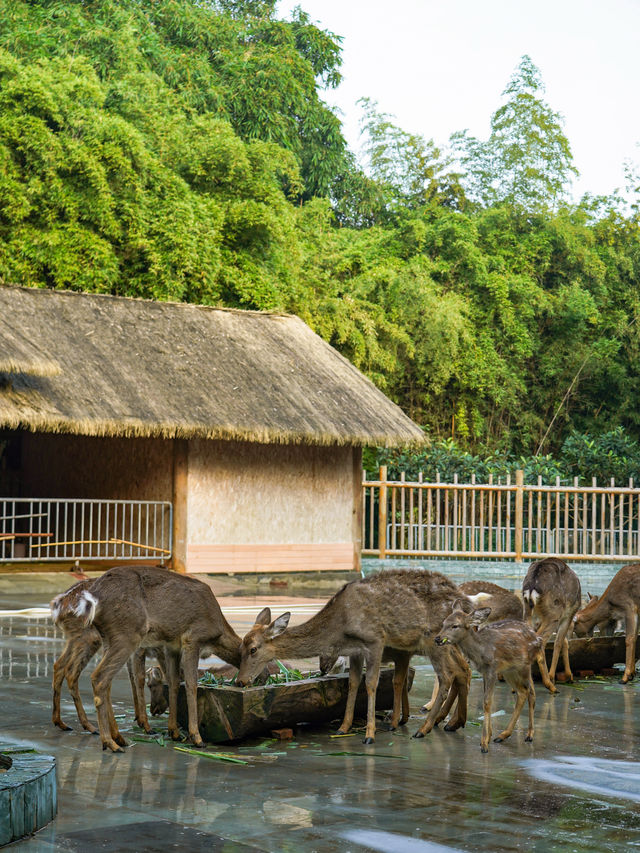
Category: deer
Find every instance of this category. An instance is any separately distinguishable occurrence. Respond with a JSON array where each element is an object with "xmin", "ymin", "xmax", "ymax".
[
  {"xmin": 573, "ymin": 563, "xmax": 640, "ymax": 683},
  {"xmin": 236, "ymin": 569, "xmax": 472, "ymax": 744},
  {"xmin": 522, "ymin": 557, "xmax": 581, "ymax": 693},
  {"xmin": 51, "ymin": 580, "xmax": 165, "ymax": 735},
  {"xmin": 71, "ymin": 564, "xmax": 242, "ymax": 752},
  {"xmin": 435, "ymin": 599, "xmax": 542, "ymax": 752},
  {"xmin": 422, "ymin": 580, "xmax": 523, "ymax": 713}
]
